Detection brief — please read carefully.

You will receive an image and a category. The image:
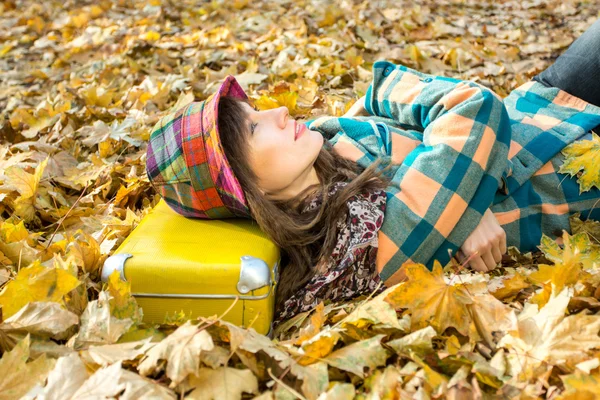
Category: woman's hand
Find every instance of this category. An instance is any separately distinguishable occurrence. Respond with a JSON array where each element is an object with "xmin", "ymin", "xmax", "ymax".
[
  {"xmin": 342, "ymin": 95, "xmax": 370, "ymax": 117},
  {"xmin": 458, "ymin": 208, "xmax": 506, "ymax": 272}
]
